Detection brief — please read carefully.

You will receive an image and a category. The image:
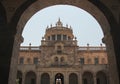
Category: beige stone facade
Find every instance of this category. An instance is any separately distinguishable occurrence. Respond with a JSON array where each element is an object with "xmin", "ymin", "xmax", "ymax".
[{"xmin": 17, "ymin": 19, "xmax": 109, "ymax": 84}]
